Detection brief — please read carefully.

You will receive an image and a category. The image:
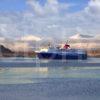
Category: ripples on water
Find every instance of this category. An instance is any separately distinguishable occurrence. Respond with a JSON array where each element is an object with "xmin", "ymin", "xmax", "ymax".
[
  {"xmin": 0, "ymin": 57, "xmax": 100, "ymax": 67},
  {"xmin": 0, "ymin": 57, "xmax": 100, "ymax": 84},
  {"xmin": 0, "ymin": 58, "xmax": 100, "ymax": 100}
]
